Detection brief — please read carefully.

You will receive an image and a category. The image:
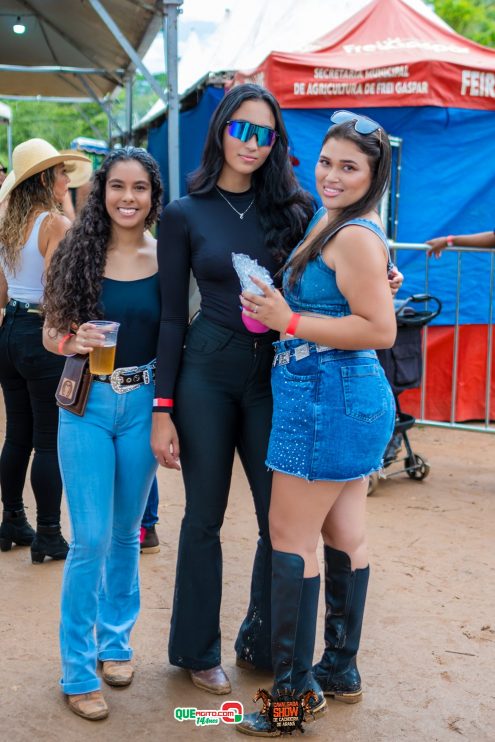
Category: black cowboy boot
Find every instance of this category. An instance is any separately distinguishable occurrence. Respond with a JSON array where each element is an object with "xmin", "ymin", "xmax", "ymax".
[
  {"xmin": 30, "ymin": 524, "xmax": 69, "ymax": 563},
  {"xmin": 235, "ymin": 538, "xmax": 272, "ymax": 671},
  {"xmin": 0, "ymin": 509, "xmax": 36, "ymax": 551},
  {"xmin": 237, "ymin": 551, "xmax": 326, "ymax": 737},
  {"xmin": 312, "ymin": 545, "xmax": 369, "ymax": 703}
]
